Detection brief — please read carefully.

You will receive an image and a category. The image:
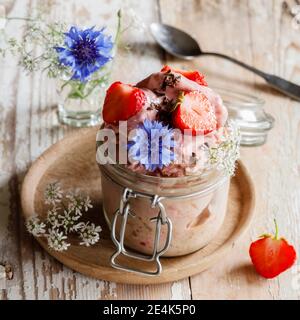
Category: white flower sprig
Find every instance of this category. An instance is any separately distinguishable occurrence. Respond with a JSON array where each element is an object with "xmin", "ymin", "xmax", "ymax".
[
  {"xmin": 0, "ymin": 8, "xmax": 68, "ymax": 78},
  {"xmin": 78, "ymin": 222, "xmax": 102, "ymax": 247},
  {"xmin": 25, "ymin": 183, "xmax": 102, "ymax": 252},
  {"xmin": 26, "ymin": 216, "xmax": 46, "ymax": 237},
  {"xmin": 207, "ymin": 121, "xmax": 241, "ymax": 176},
  {"xmin": 44, "ymin": 182, "xmax": 63, "ymax": 205},
  {"xmin": 47, "ymin": 228, "xmax": 70, "ymax": 252}
]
